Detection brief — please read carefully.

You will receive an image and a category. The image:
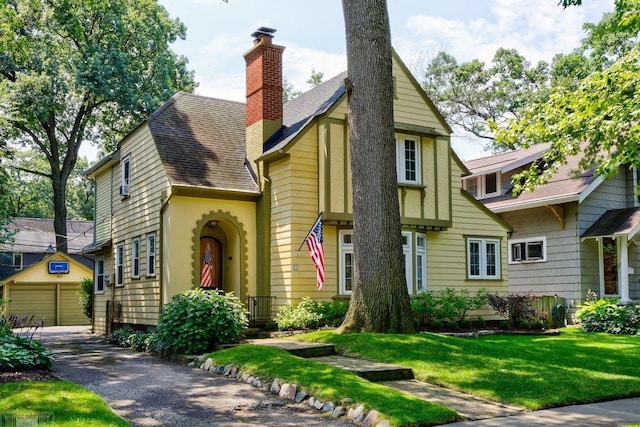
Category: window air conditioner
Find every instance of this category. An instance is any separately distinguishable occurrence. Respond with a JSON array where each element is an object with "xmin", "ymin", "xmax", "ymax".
[{"xmin": 119, "ymin": 184, "xmax": 130, "ymax": 197}]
